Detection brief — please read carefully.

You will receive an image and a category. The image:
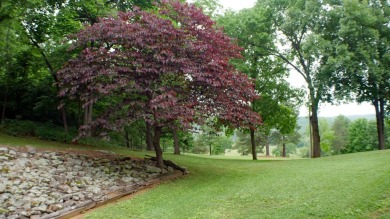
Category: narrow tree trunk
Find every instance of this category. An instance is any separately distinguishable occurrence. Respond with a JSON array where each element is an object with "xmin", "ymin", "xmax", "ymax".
[
  {"xmin": 250, "ymin": 129, "xmax": 257, "ymax": 160},
  {"xmin": 124, "ymin": 128, "xmax": 130, "ymax": 148},
  {"xmin": 209, "ymin": 141, "xmax": 212, "ymax": 155},
  {"xmin": 30, "ymin": 37, "xmax": 69, "ymax": 135},
  {"xmin": 2, "ymin": 27, "xmax": 10, "ymax": 124},
  {"xmin": 77, "ymin": 100, "xmax": 82, "ymax": 128},
  {"xmin": 146, "ymin": 123, "xmax": 154, "ymax": 151},
  {"xmin": 61, "ymin": 107, "xmax": 68, "ymax": 136},
  {"xmin": 1, "ymin": 95, "xmax": 7, "ymax": 124},
  {"xmin": 84, "ymin": 104, "xmax": 90, "ymax": 137},
  {"xmin": 265, "ymin": 142, "xmax": 270, "ymax": 156},
  {"xmin": 153, "ymin": 126, "xmax": 164, "ymax": 167},
  {"xmin": 282, "ymin": 143, "xmax": 286, "ymax": 157},
  {"xmin": 310, "ymin": 105, "xmax": 321, "ymax": 158},
  {"xmin": 88, "ymin": 103, "xmax": 93, "ymax": 136},
  {"xmin": 374, "ymin": 98, "xmax": 386, "ymax": 150},
  {"xmin": 172, "ymin": 127, "xmax": 180, "ymax": 155},
  {"xmin": 83, "ymin": 103, "xmax": 93, "ymax": 137}
]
